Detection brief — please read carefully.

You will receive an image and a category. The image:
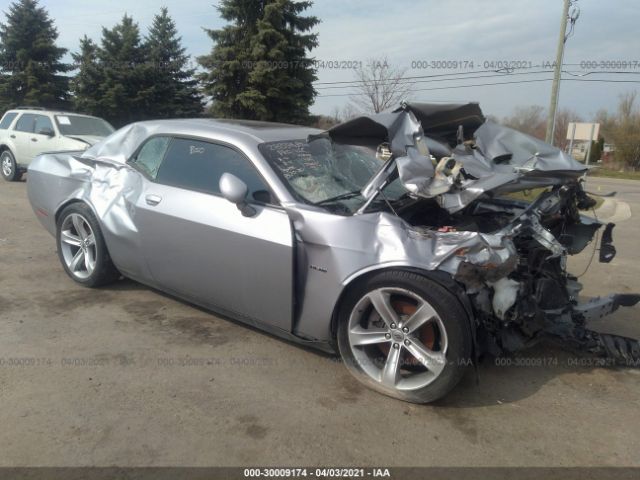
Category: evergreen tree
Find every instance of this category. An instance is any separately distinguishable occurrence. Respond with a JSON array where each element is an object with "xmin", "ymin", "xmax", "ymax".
[
  {"xmin": 198, "ymin": 0, "xmax": 319, "ymax": 123},
  {"xmin": 0, "ymin": 0, "xmax": 69, "ymax": 111},
  {"xmin": 70, "ymin": 35, "xmax": 101, "ymax": 115},
  {"xmin": 94, "ymin": 15, "xmax": 153, "ymax": 127},
  {"xmin": 145, "ymin": 7, "xmax": 203, "ymax": 118}
]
